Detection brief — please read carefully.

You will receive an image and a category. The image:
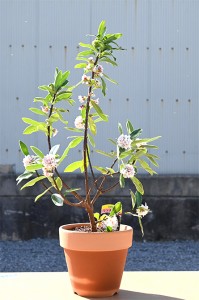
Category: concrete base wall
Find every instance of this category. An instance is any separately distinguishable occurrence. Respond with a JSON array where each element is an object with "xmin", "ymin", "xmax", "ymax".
[{"xmin": 0, "ymin": 173, "xmax": 199, "ymax": 240}]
